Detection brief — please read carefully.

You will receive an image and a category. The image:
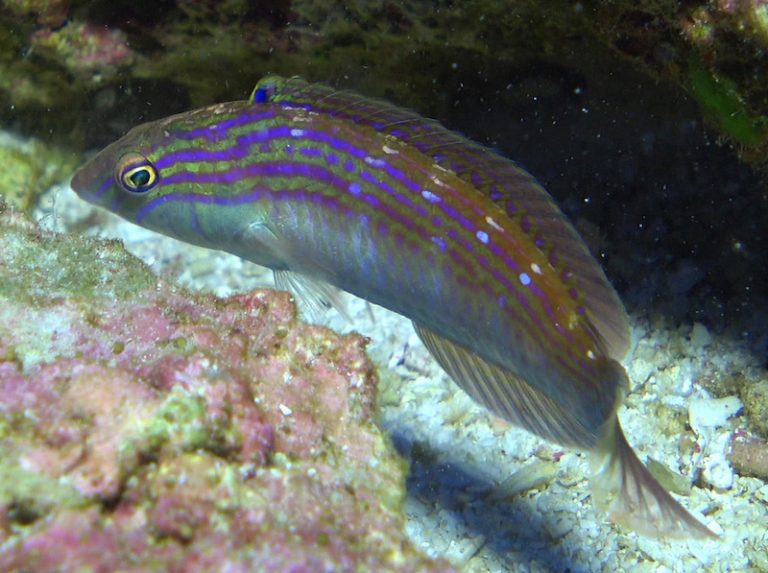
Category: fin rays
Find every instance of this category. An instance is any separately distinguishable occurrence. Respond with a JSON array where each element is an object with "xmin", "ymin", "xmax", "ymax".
[
  {"xmin": 413, "ymin": 322, "xmax": 716, "ymax": 540},
  {"xmin": 413, "ymin": 322, "xmax": 602, "ymax": 448},
  {"xmin": 592, "ymin": 422, "xmax": 717, "ymax": 539}
]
